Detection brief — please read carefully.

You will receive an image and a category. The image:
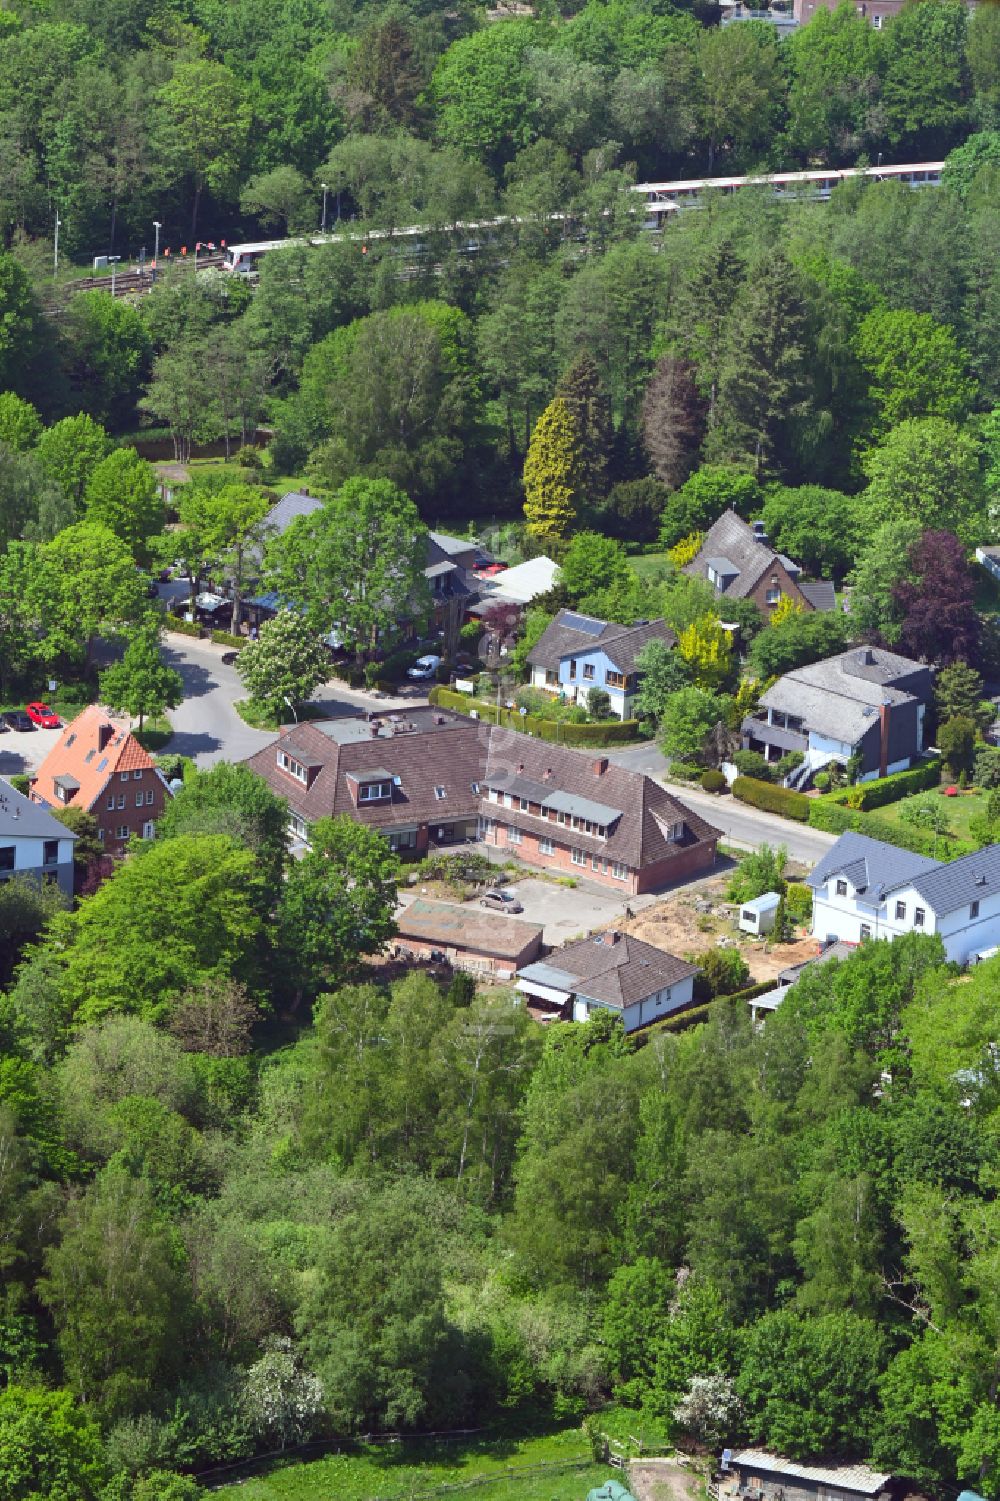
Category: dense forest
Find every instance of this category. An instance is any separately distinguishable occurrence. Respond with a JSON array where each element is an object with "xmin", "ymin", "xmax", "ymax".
[{"xmin": 6, "ymin": 810, "xmax": 1000, "ymax": 1499}]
